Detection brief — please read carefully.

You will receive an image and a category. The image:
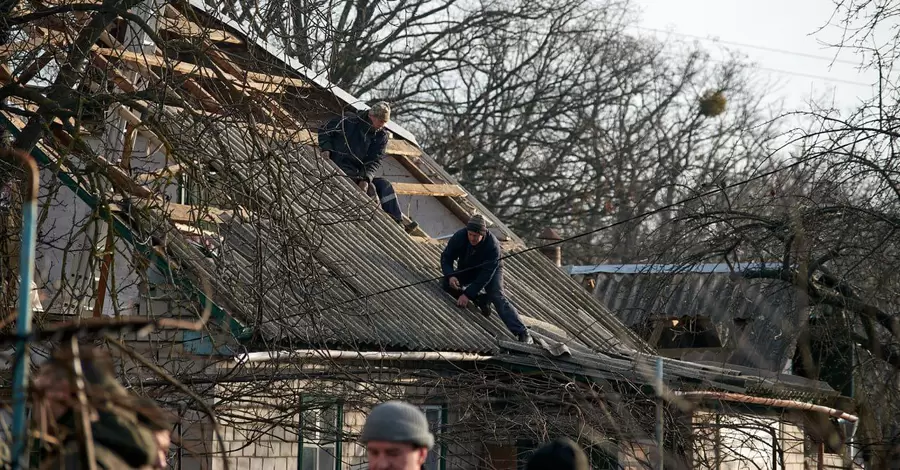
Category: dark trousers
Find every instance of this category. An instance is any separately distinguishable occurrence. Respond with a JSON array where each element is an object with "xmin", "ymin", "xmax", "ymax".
[
  {"xmin": 442, "ymin": 268, "xmax": 527, "ymax": 336},
  {"xmin": 330, "ymin": 157, "xmax": 403, "ymax": 222},
  {"xmin": 370, "ymin": 177, "xmax": 403, "ymax": 222}
]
